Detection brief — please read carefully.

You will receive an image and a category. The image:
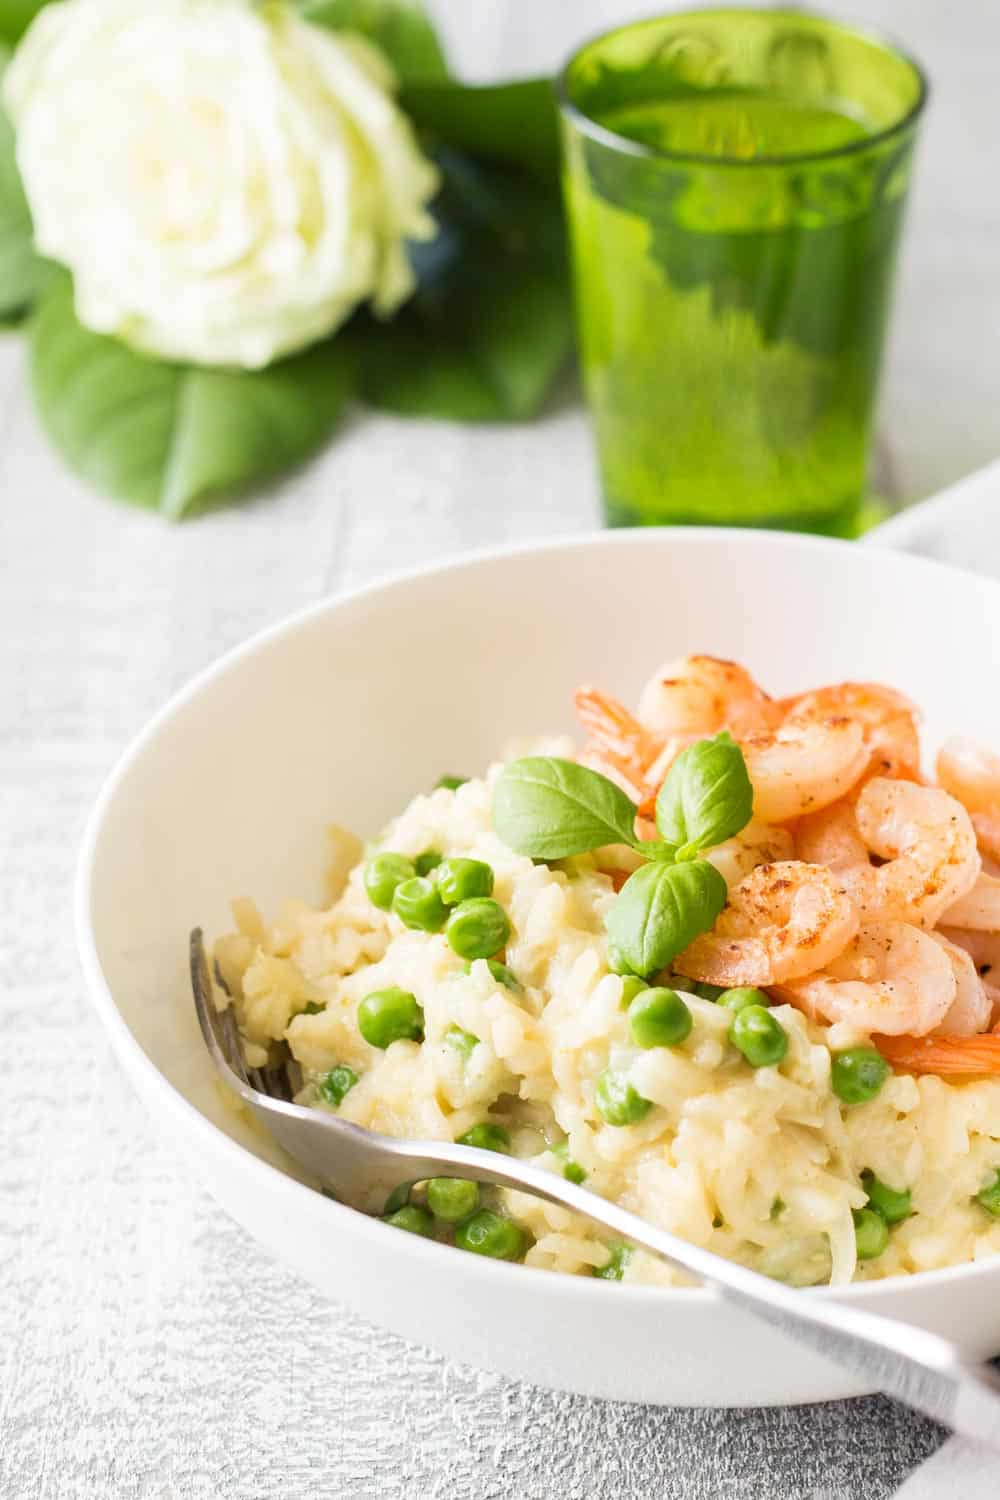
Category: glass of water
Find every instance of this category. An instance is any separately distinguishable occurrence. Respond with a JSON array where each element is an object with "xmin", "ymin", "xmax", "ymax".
[{"xmin": 558, "ymin": 9, "xmax": 927, "ymax": 533}]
